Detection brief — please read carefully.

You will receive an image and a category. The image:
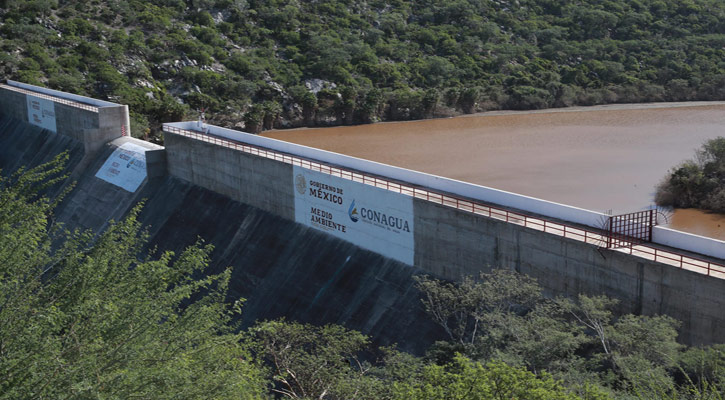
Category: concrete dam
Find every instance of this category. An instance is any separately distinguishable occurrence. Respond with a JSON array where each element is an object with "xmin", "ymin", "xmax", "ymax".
[{"xmin": 1, "ymin": 80, "xmax": 725, "ymax": 348}]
